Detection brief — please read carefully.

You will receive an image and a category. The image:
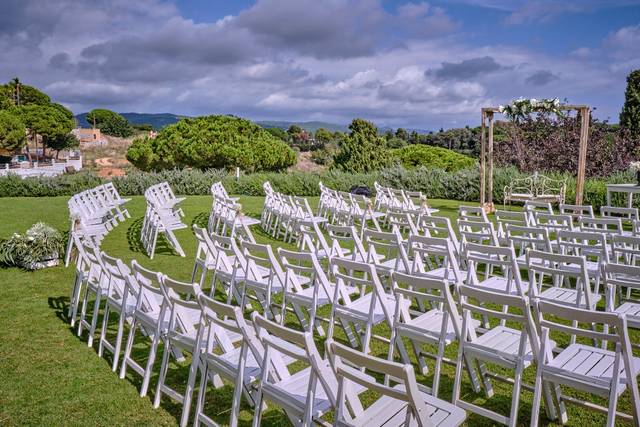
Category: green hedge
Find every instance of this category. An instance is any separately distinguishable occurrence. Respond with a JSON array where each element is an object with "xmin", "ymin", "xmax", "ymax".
[
  {"xmin": 0, "ymin": 166, "xmax": 636, "ymax": 210},
  {"xmin": 391, "ymin": 145, "xmax": 476, "ymax": 171}
]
